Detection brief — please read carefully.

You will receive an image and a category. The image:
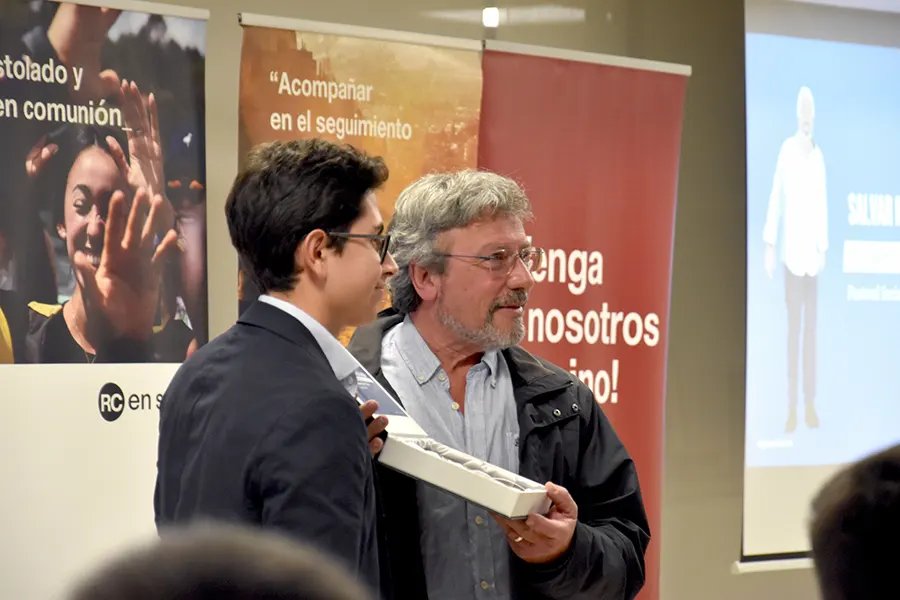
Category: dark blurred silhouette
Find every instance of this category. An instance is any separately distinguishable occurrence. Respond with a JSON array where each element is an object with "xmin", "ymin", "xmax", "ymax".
[
  {"xmin": 67, "ymin": 522, "xmax": 376, "ymax": 600},
  {"xmin": 809, "ymin": 443, "xmax": 900, "ymax": 600}
]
